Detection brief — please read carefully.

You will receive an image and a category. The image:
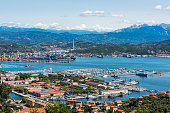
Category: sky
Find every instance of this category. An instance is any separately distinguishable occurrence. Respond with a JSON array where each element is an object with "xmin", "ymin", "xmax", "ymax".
[{"xmin": 0, "ymin": 0, "xmax": 170, "ymax": 31}]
